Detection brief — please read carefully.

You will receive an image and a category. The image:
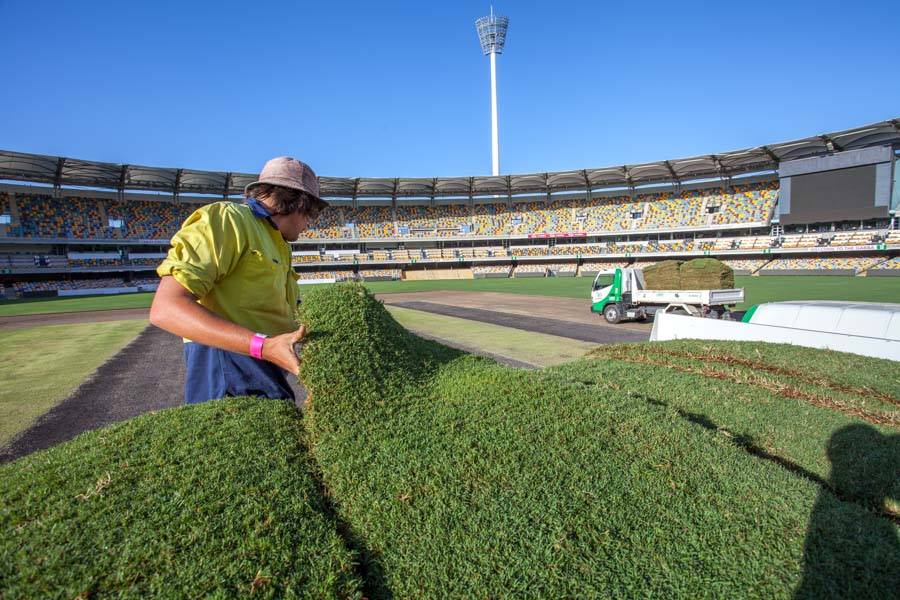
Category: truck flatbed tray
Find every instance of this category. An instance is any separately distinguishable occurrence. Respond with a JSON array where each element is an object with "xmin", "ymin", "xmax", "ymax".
[{"xmin": 633, "ymin": 288, "xmax": 744, "ymax": 305}]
